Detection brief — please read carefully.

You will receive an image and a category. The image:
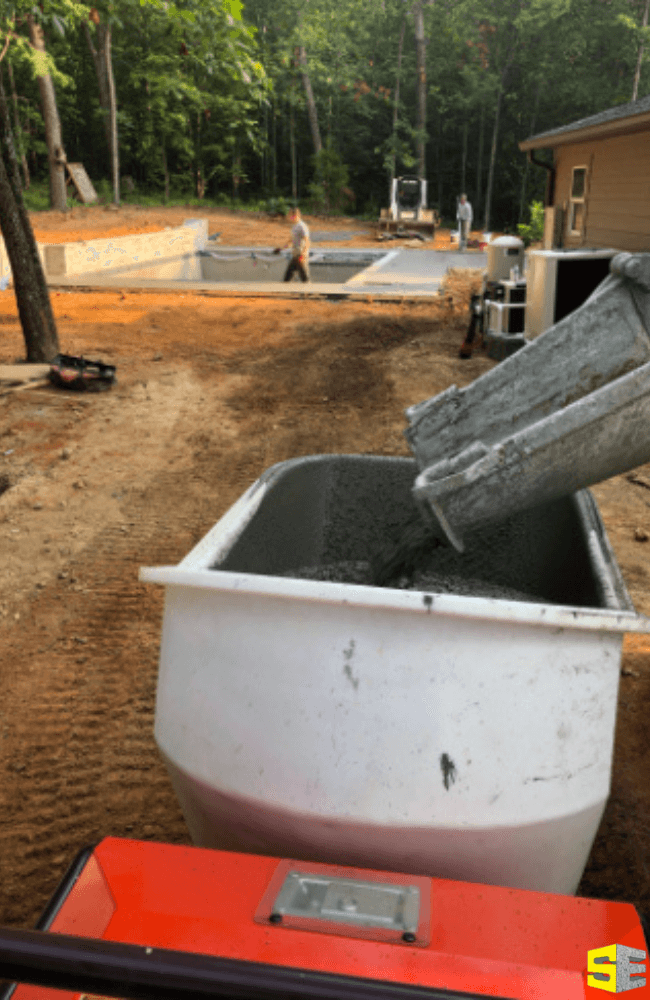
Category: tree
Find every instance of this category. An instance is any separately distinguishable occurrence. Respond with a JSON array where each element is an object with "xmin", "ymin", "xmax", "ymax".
[
  {"xmin": 83, "ymin": 6, "xmax": 119, "ymax": 203},
  {"xmin": 618, "ymin": 0, "xmax": 650, "ymax": 99},
  {"xmin": 633, "ymin": 0, "xmax": 650, "ymax": 99},
  {"xmin": 412, "ymin": 0, "xmax": 426, "ymax": 181},
  {"xmin": 5, "ymin": 59, "xmax": 29, "ymax": 188},
  {"xmin": 0, "ymin": 62, "xmax": 59, "ymax": 360},
  {"xmin": 298, "ymin": 30, "xmax": 321, "ymax": 154},
  {"xmin": 27, "ymin": 12, "xmax": 68, "ymax": 210},
  {"xmin": 389, "ymin": 17, "xmax": 406, "ymax": 198}
]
